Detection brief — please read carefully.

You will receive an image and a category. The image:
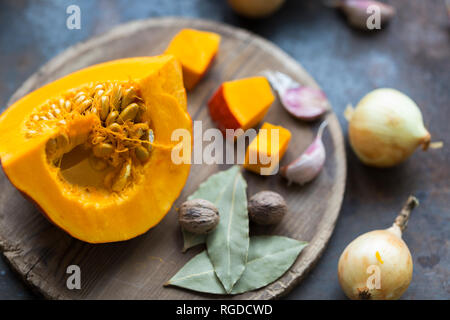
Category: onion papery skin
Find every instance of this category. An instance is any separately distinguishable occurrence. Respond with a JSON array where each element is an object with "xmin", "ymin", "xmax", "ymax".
[
  {"xmin": 338, "ymin": 228, "xmax": 413, "ymax": 300},
  {"xmin": 348, "ymin": 88, "xmax": 430, "ymax": 167}
]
